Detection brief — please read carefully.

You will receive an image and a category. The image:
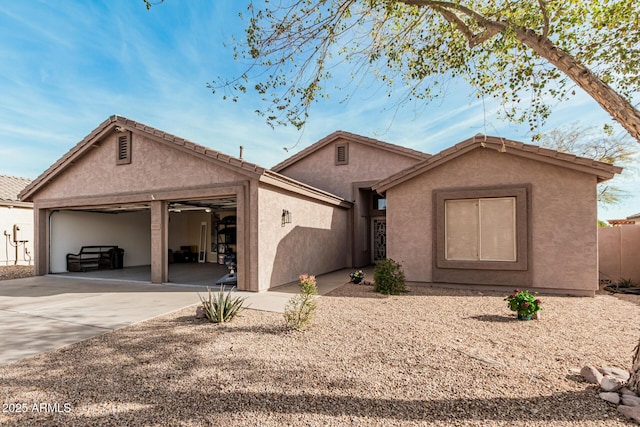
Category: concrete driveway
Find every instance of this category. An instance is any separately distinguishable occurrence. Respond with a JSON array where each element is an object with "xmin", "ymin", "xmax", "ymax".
[
  {"xmin": 0, "ymin": 276, "xmax": 213, "ymax": 366},
  {"xmin": 0, "ymin": 269, "xmax": 355, "ymax": 367}
]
